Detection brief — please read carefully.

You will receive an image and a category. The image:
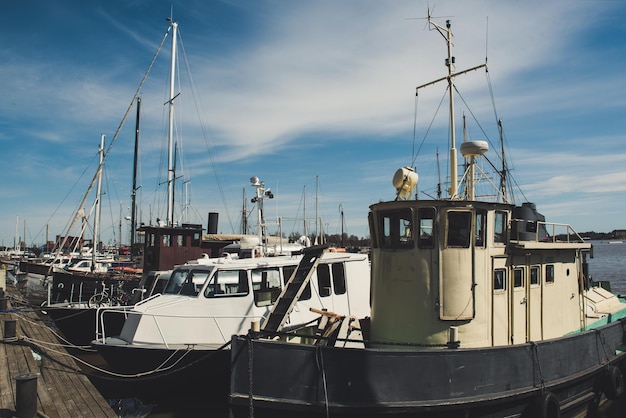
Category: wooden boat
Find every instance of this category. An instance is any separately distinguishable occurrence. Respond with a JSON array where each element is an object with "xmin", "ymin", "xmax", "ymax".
[{"xmin": 229, "ymin": 16, "xmax": 626, "ymax": 418}]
